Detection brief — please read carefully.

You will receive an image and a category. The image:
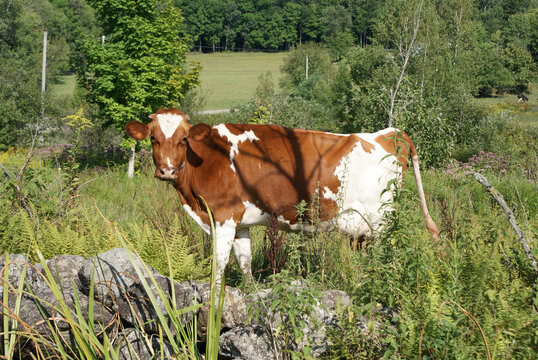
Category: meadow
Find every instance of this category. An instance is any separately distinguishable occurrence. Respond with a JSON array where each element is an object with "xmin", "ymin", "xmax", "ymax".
[
  {"xmin": 188, "ymin": 52, "xmax": 287, "ymax": 110},
  {"xmin": 55, "ymin": 52, "xmax": 287, "ymax": 111}
]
